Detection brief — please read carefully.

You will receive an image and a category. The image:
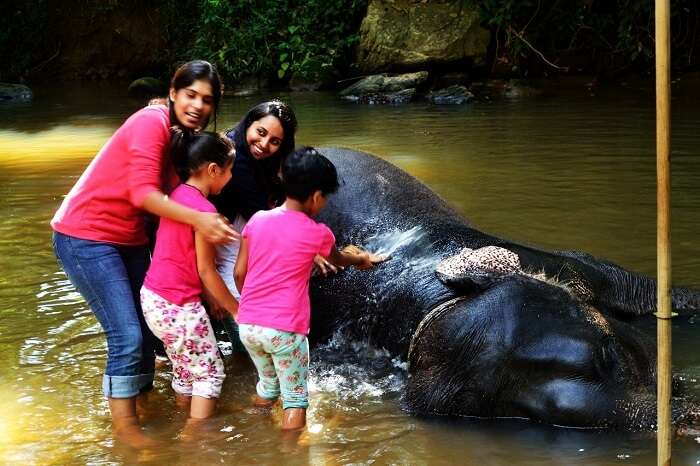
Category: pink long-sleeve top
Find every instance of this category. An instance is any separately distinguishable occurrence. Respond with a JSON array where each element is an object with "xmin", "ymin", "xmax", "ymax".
[{"xmin": 51, "ymin": 105, "xmax": 179, "ymax": 246}]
